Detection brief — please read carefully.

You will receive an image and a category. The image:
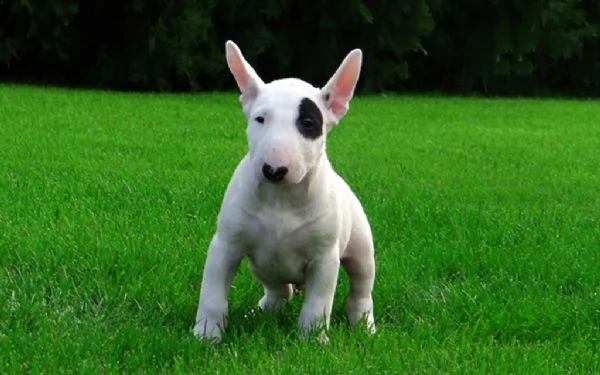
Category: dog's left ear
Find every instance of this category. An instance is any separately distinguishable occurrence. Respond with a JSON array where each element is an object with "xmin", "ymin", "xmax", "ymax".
[{"xmin": 320, "ymin": 49, "xmax": 363, "ymax": 124}]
